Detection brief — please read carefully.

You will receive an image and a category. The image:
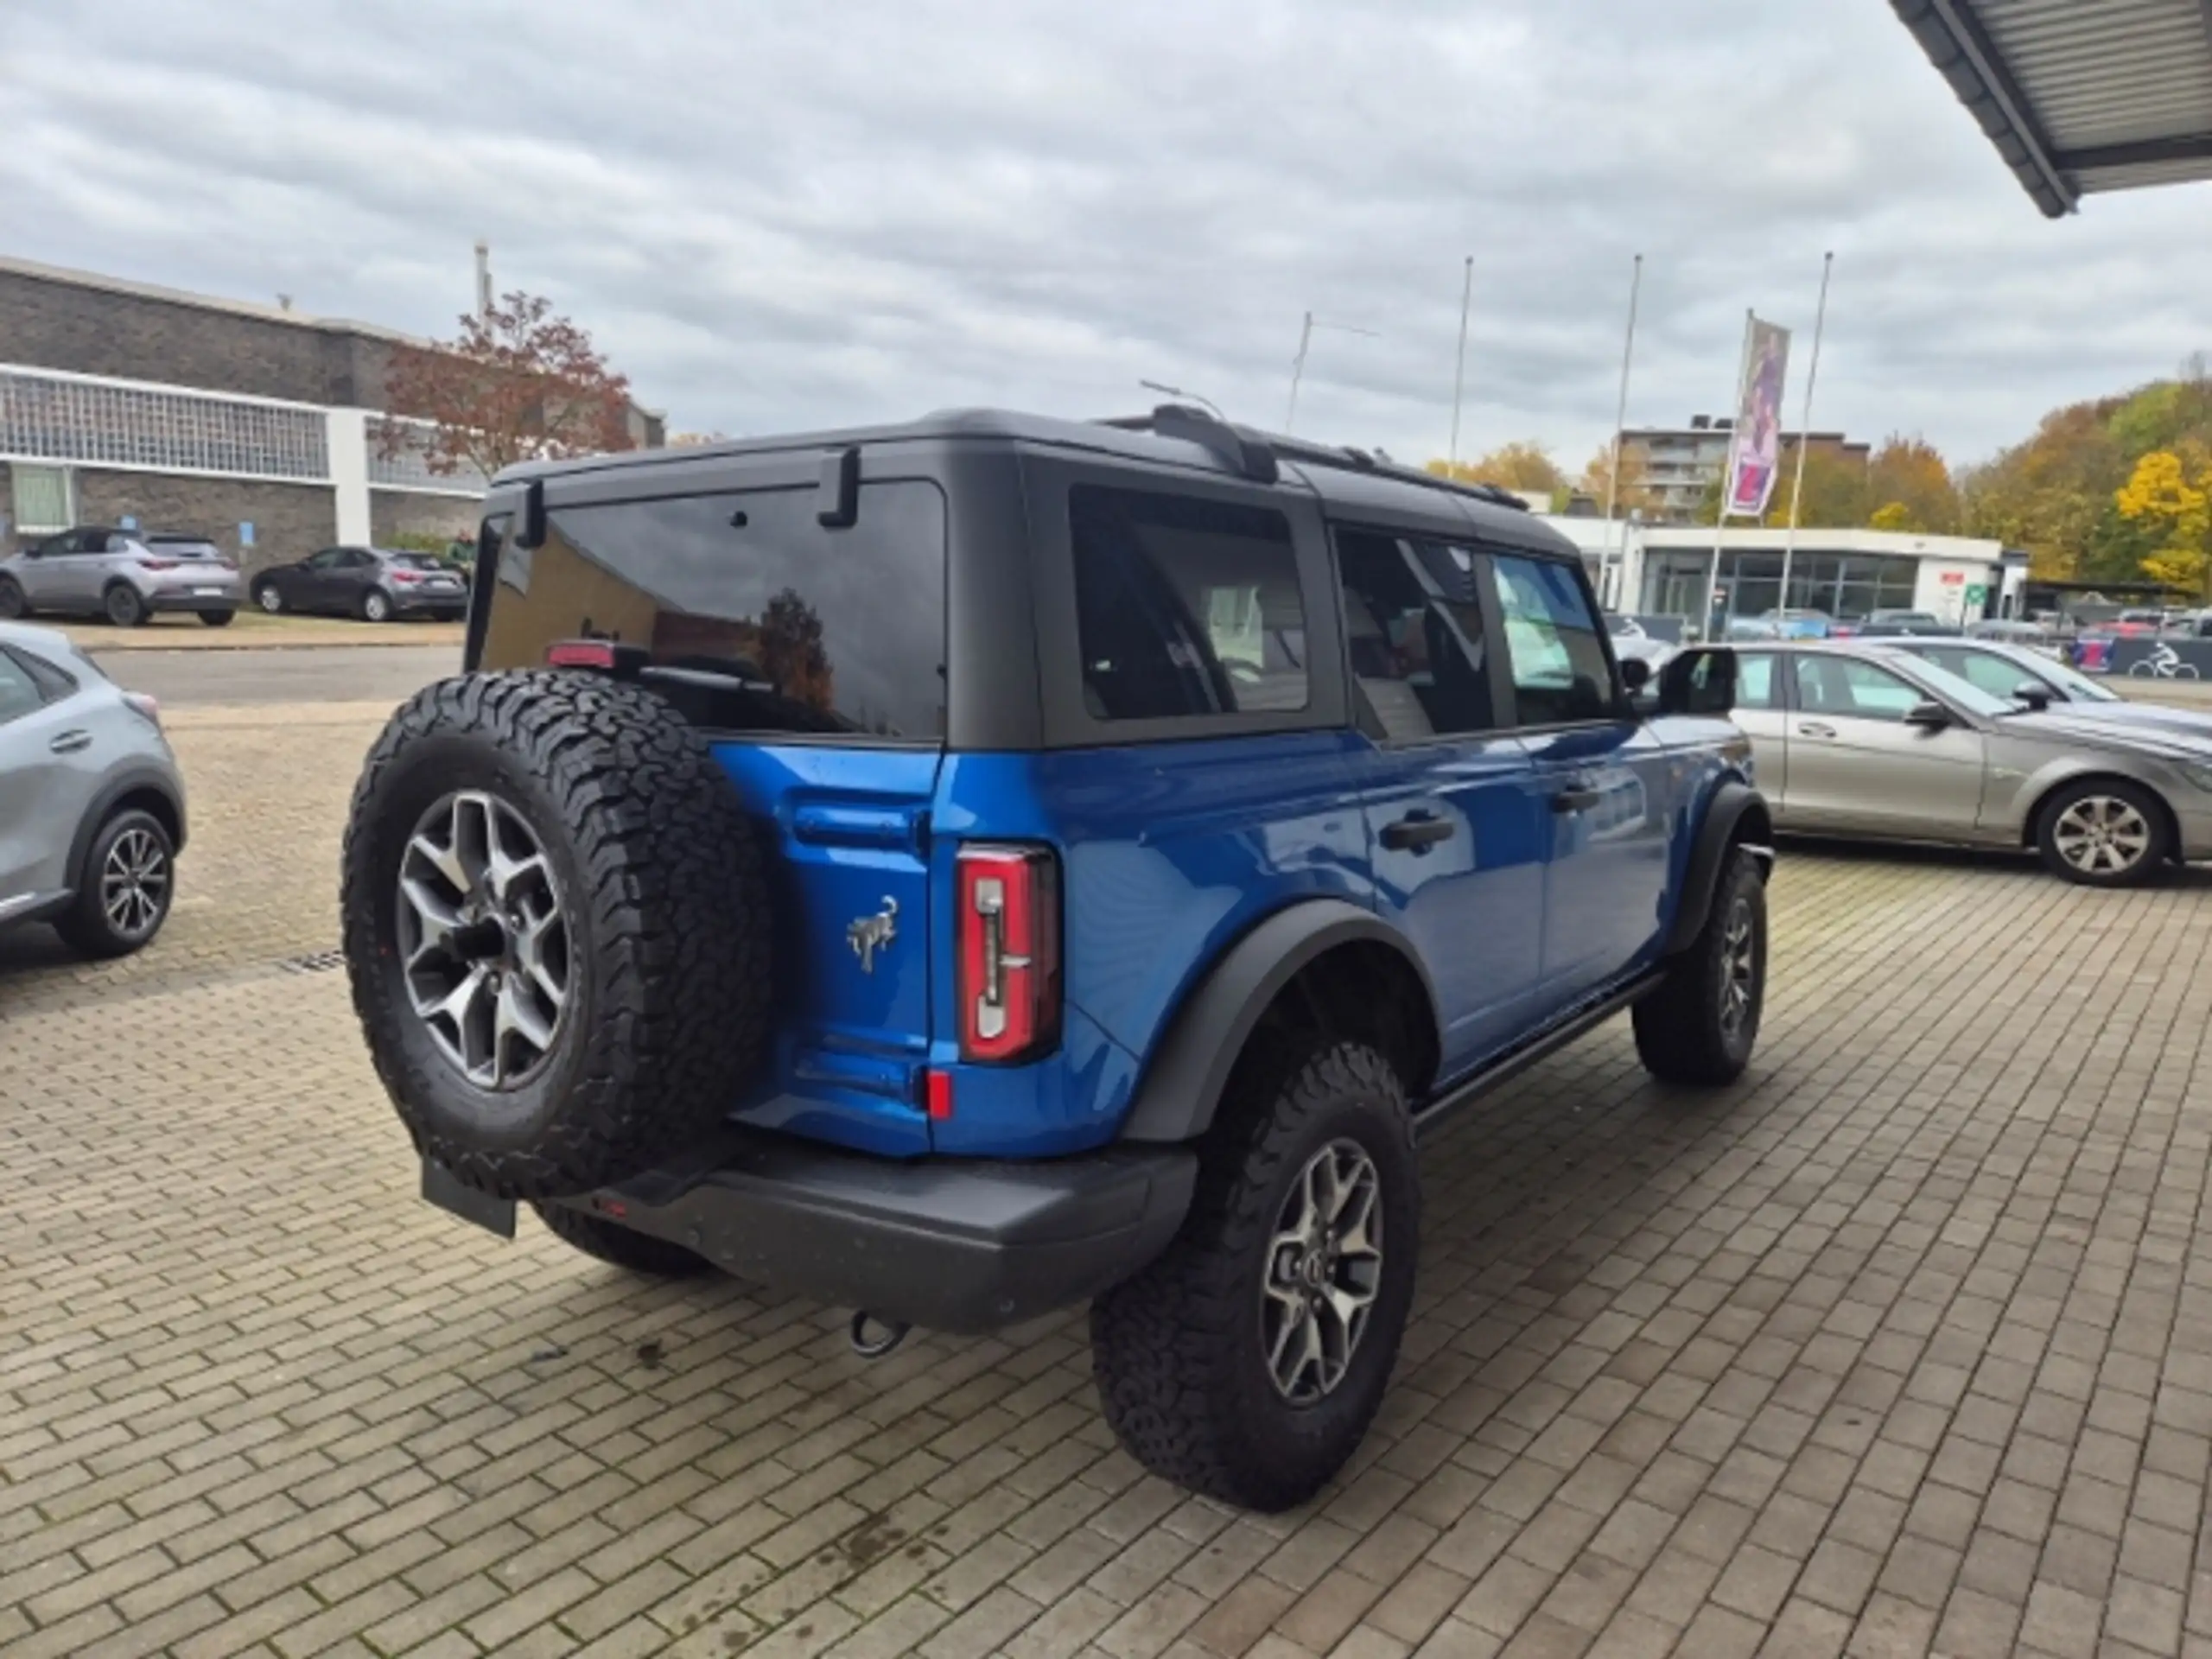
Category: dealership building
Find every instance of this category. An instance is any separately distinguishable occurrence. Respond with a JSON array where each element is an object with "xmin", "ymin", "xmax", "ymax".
[
  {"xmin": 1548, "ymin": 517, "xmax": 2029, "ymax": 627},
  {"xmin": 0, "ymin": 256, "xmax": 661, "ymax": 574}
]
